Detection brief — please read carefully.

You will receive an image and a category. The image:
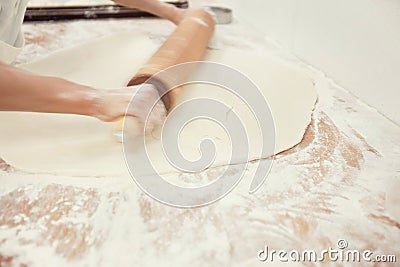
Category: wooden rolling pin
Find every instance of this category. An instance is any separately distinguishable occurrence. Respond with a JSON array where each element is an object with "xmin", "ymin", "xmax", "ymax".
[{"xmin": 115, "ymin": 9, "xmax": 215, "ymax": 134}]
